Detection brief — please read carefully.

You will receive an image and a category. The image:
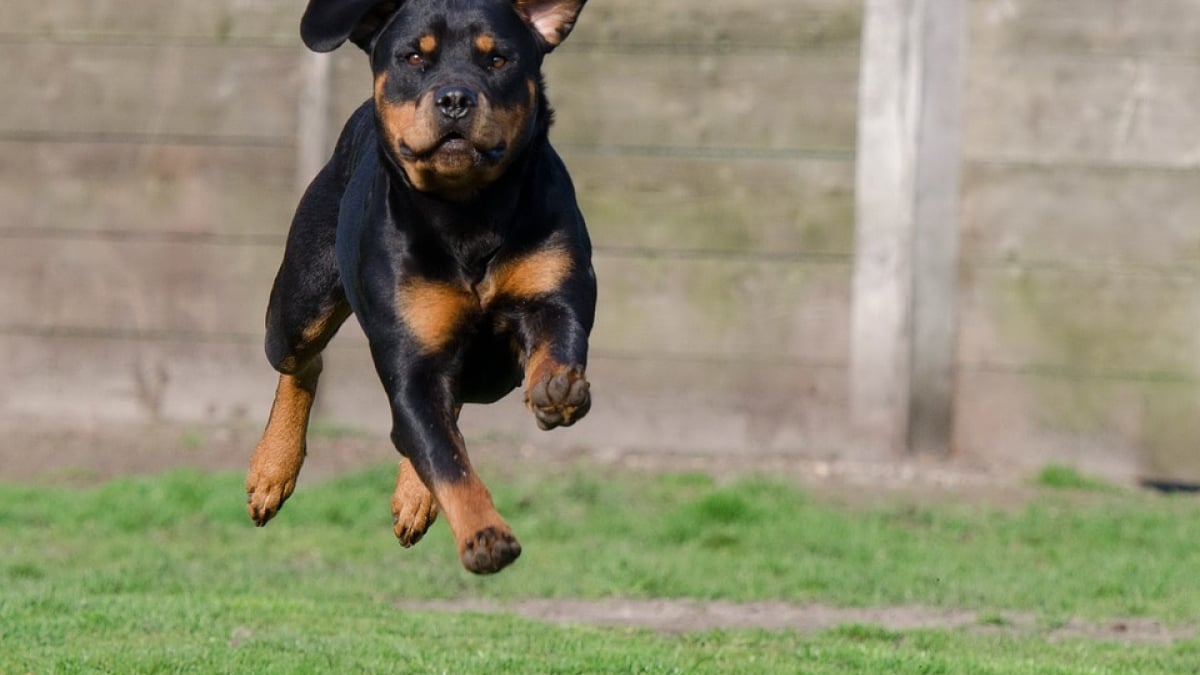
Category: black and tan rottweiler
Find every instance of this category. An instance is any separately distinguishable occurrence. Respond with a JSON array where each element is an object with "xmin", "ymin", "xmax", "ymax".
[{"xmin": 245, "ymin": 0, "xmax": 594, "ymax": 575}]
